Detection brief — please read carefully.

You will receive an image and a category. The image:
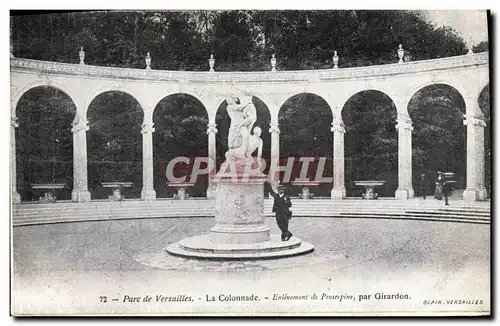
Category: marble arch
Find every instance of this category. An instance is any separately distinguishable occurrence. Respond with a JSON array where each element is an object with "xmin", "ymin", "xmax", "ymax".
[
  {"xmin": 10, "ymin": 52, "xmax": 489, "ymax": 202},
  {"xmin": 339, "ymin": 89, "xmax": 397, "ymax": 114},
  {"xmin": 477, "ymin": 81, "xmax": 490, "ymax": 110},
  {"xmin": 408, "ymin": 82, "xmax": 467, "ymax": 106},
  {"xmin": 12, "ymin": 81, "xmax": 76, "ymax": 116},
  {"xmin": 277, "ymin": 92, "xmax": 332, "ymax": 115},
  {"xmin": 86, "ymin": 87, "xmax": 145, "ymax": 116}
]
